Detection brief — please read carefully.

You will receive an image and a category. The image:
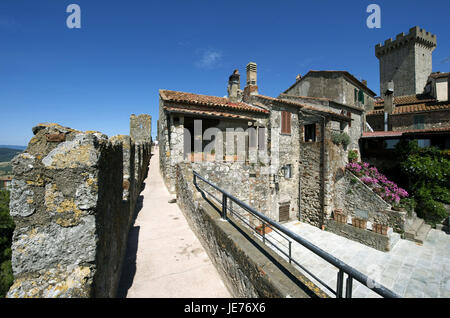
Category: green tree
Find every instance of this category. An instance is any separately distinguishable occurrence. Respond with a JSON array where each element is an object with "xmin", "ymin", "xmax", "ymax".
[
  {"xmin": 396, "ymin": 140, "xmax": 450, "ymax": 225},
  {"xmin": 0, "ymin": 189, "xmax": 14, "ymax": 297}
]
